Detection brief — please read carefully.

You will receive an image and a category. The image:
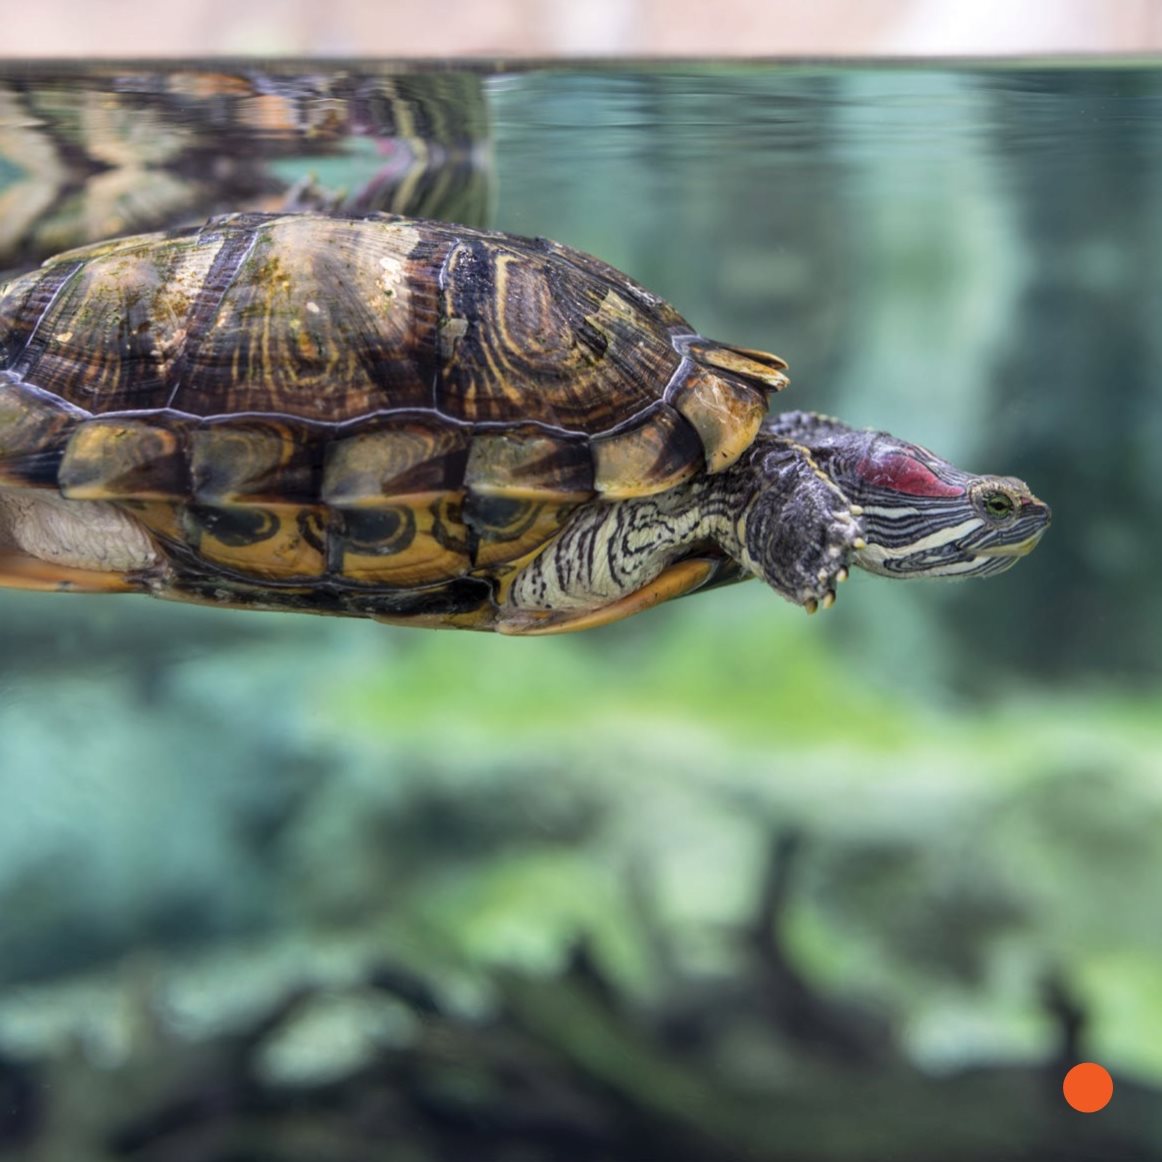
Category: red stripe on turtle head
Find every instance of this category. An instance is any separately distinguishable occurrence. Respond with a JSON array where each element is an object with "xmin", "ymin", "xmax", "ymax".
[{"xmin": 857, "ymin": 450, "xmax": 964, "ymax": 498}]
